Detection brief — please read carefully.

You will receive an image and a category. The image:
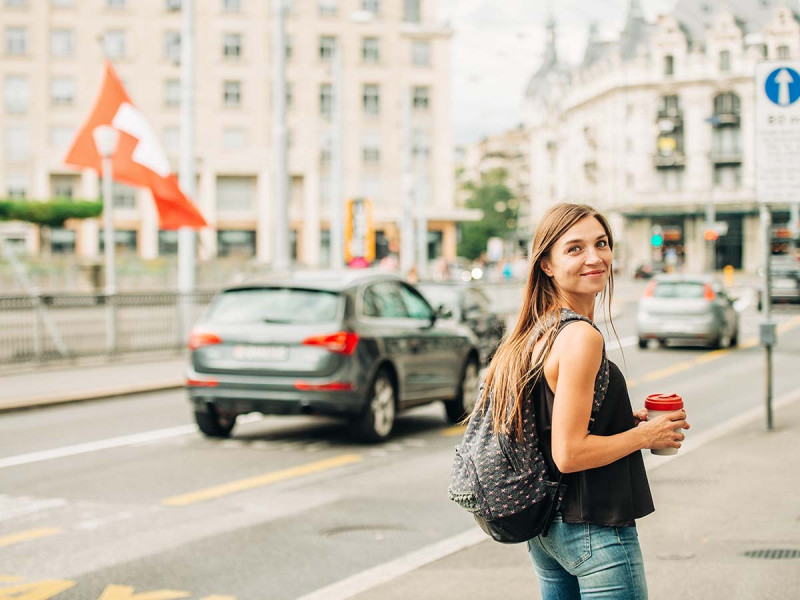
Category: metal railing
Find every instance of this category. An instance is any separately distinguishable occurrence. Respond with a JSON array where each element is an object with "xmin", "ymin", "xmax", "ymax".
[{"xmin": 0, "ymin": 290, "xmax": 216, "ymax": 367}]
